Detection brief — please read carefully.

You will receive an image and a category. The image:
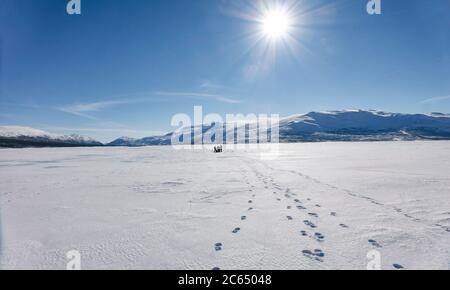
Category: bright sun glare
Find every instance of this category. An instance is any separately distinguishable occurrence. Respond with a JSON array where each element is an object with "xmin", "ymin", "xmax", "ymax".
[
  {"xmin": 261, "ymin": 9, "xmax": 291, "ymax": 40},
  {"xmin": 231, "ymin": 0, "xmax": 302, "ymax": 66}
]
